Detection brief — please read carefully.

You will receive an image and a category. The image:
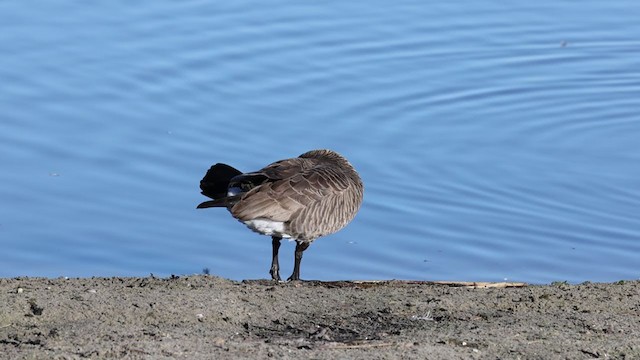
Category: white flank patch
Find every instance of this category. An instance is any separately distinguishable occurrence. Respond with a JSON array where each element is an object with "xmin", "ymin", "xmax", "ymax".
[{"xmin": 243, "ymin": 218, "xmax": 292, "ymax": 238}]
